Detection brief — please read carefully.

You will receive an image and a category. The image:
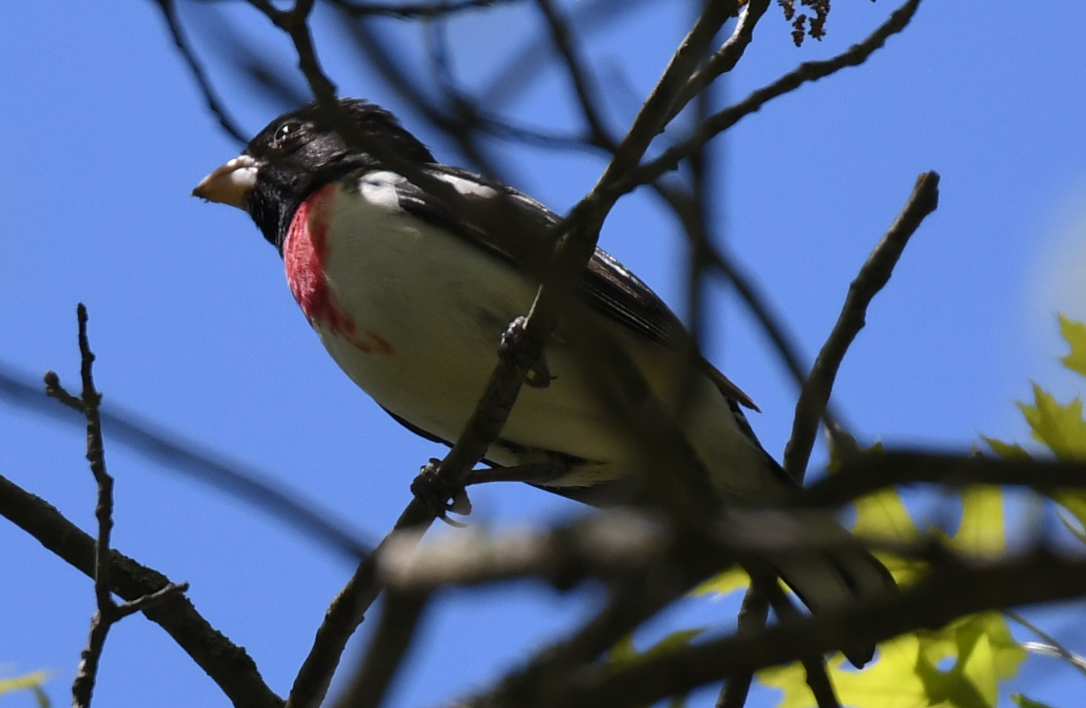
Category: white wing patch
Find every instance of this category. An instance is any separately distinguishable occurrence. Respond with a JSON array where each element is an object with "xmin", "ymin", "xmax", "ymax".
[
  {"xmin": 358, "ymin": 171, "xmax": 408, "ymax": 212},
  {"xmin": 435, "ymin": 171, "xmax": 499, "ymax": 199}
]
